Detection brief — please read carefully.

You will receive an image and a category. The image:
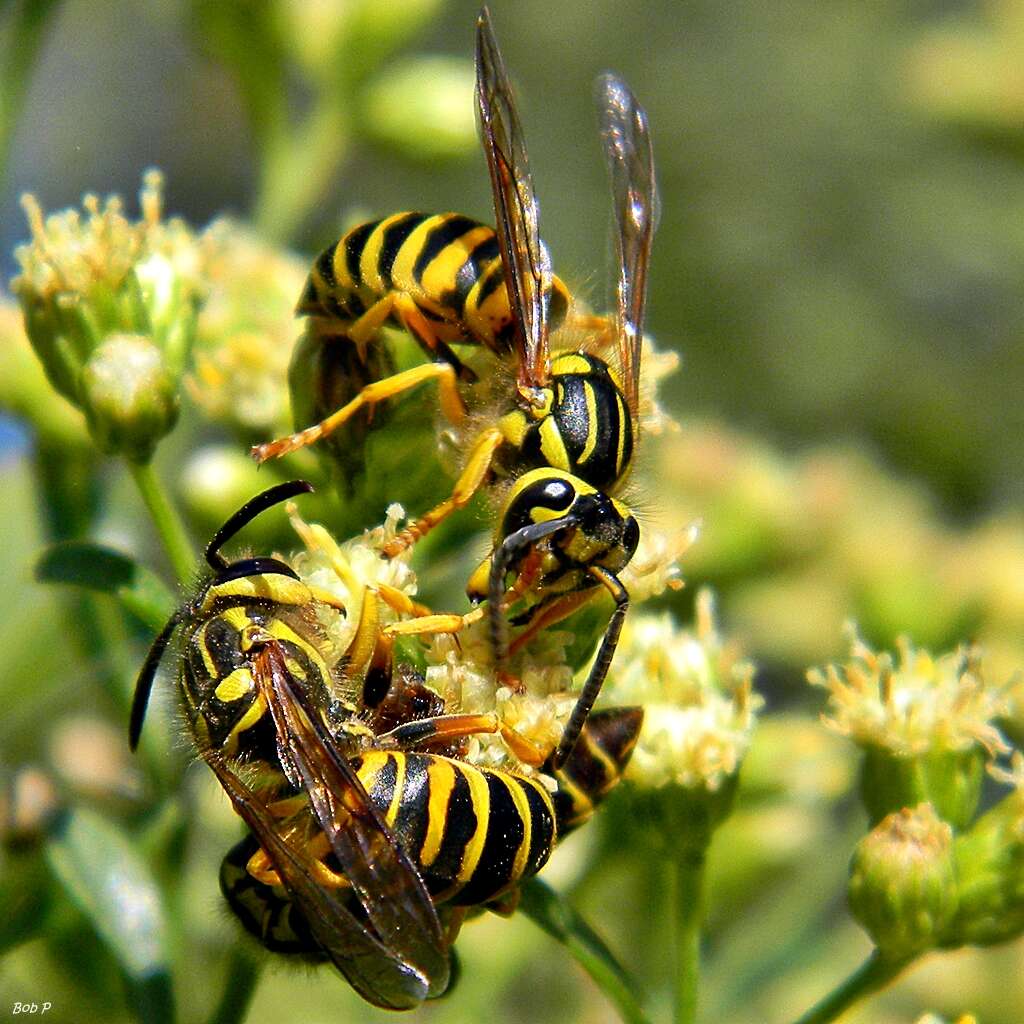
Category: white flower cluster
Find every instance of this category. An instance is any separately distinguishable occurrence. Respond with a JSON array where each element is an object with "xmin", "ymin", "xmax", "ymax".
[
  {"xmin": 808, "ymin": 627, "xmax": 1009, "ymax": 759},
  {"xmin": 605, "ymin": 592, "xmax": 761, "ymax": 791}
]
